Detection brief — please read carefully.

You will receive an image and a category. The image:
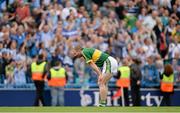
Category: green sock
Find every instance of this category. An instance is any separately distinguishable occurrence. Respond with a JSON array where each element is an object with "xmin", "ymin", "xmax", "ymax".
[{"xmin": 99, "ymin": 100, "xmax": 106, "ymax": 106}]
